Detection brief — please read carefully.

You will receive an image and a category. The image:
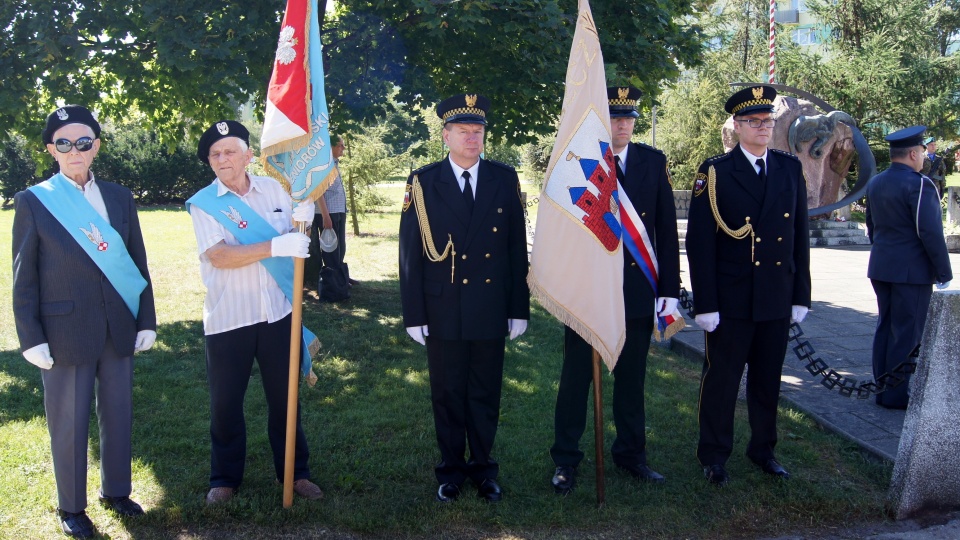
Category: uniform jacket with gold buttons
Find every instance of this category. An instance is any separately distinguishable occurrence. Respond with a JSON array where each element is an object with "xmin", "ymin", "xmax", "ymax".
[
  {"xmin": 621, "ymin": 142, "xmax": 681, "ymax": 319},
  {"xmin": 686, "ymin": 145, "xmax": 811, "ymax": 321},
  {"xmin": 399, "ymin": 157, "xmax": 530, "ymax": 340}
]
